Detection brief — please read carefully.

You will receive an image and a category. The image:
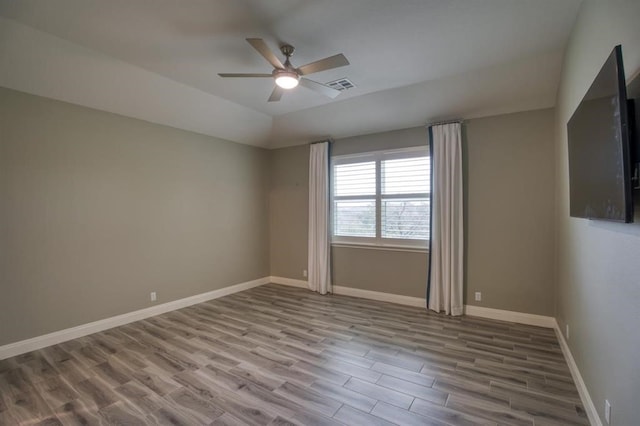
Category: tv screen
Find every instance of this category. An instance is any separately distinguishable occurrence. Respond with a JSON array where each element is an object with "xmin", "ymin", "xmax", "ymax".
[{"xmin": 567, "ymin": 45, "xmax": 633, "ymax": 222}]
